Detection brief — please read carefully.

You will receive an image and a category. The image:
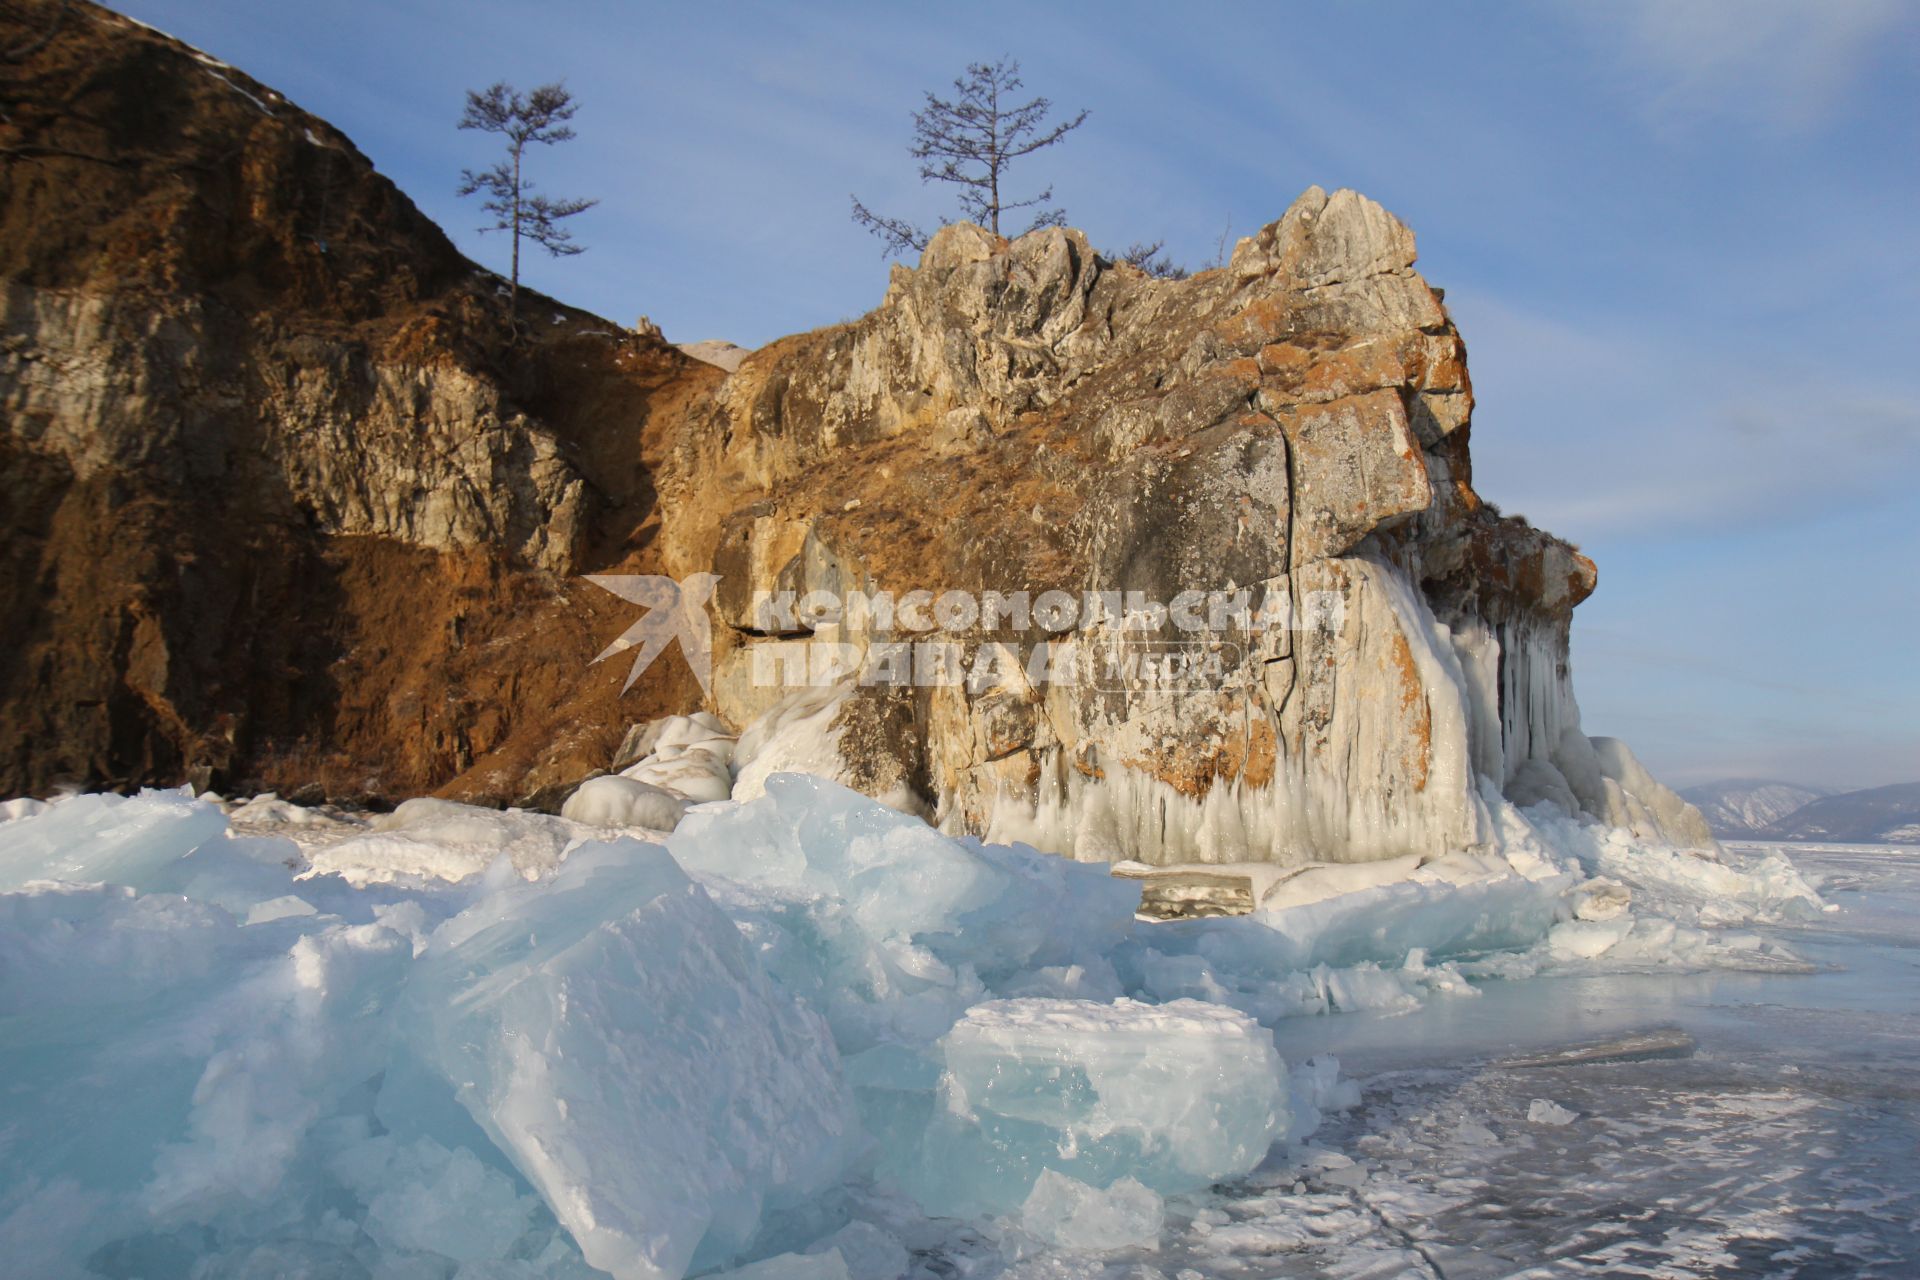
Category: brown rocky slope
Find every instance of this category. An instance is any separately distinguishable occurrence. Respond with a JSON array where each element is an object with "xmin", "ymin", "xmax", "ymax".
[{"xmin": 1, "ymin": 0, "xmax": 713, "ymax": 804}]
